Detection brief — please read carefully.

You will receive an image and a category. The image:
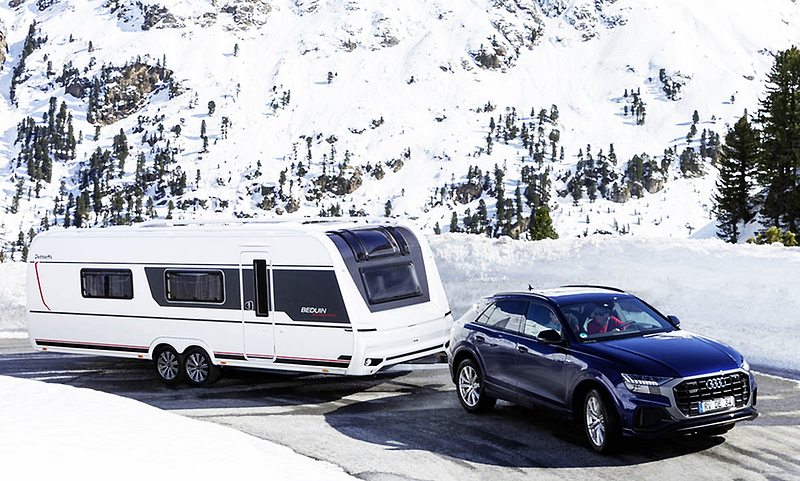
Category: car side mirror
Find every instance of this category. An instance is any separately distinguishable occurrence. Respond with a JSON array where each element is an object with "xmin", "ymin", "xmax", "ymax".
[
  {"xmin": 667, "ymin": 315, "xmax": 681, "ymax": 327},
  {"xmin": 537, "ymin": 329, "xmax": 562, "ymax": 344}
]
